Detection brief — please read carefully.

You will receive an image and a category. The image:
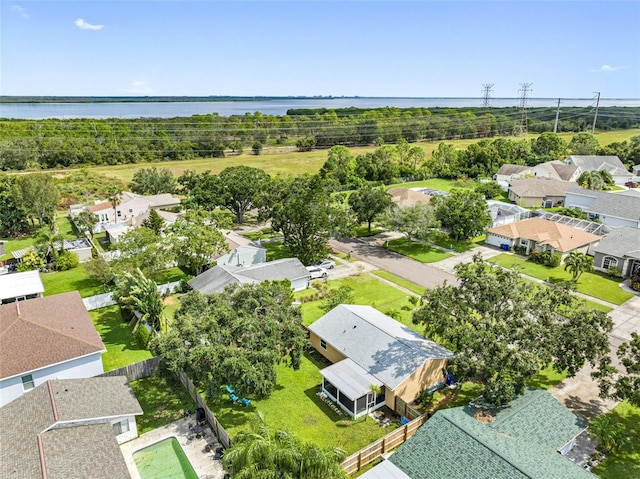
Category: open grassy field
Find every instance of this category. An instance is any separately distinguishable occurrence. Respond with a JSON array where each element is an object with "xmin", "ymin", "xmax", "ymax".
[
  {"xmin": 41, "ymin": 128, "xmax": 640, "ymax": 183},
  {"xmin": 592, "ymin": 402, "xmax": 640, "ymax": 479},
  {"xmin": 489, "ymin": 253, "xmax": 633, "ymax": 305}
]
